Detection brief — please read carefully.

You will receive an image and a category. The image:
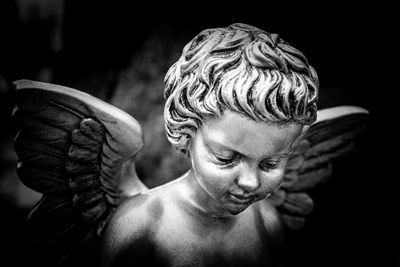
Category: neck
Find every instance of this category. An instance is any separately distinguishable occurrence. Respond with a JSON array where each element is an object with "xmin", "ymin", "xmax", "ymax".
[{"xmin": 179, "ymin": 169, "xmax": 235, "ymax": 220}]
